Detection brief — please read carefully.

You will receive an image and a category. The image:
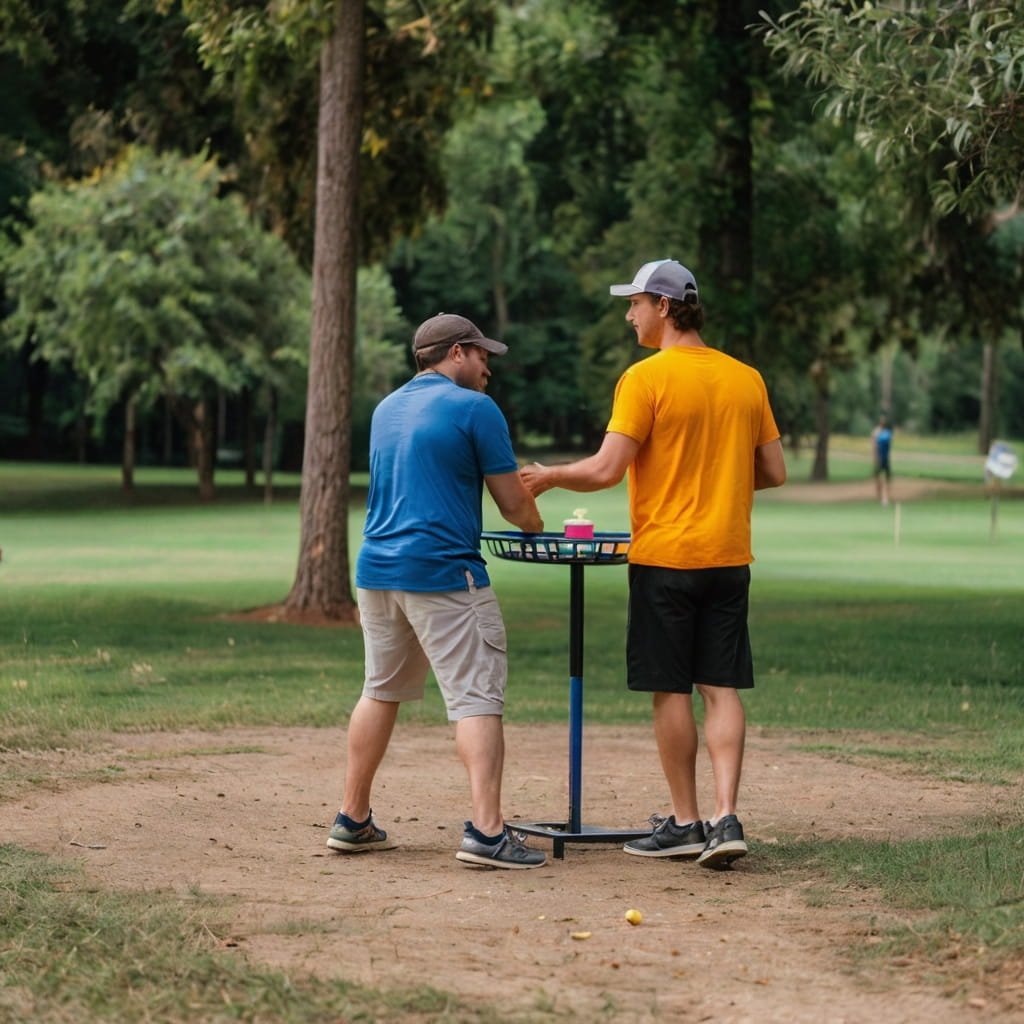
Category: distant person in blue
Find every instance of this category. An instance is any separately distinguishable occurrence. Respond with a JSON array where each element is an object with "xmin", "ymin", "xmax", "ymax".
[
  {"xmin": 872, "ymin": 414, "xmax": 893, "ymax": 506},
  {"xmin": 326, "ymin": 313, "xmax": 548, "ymax": 870}
]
